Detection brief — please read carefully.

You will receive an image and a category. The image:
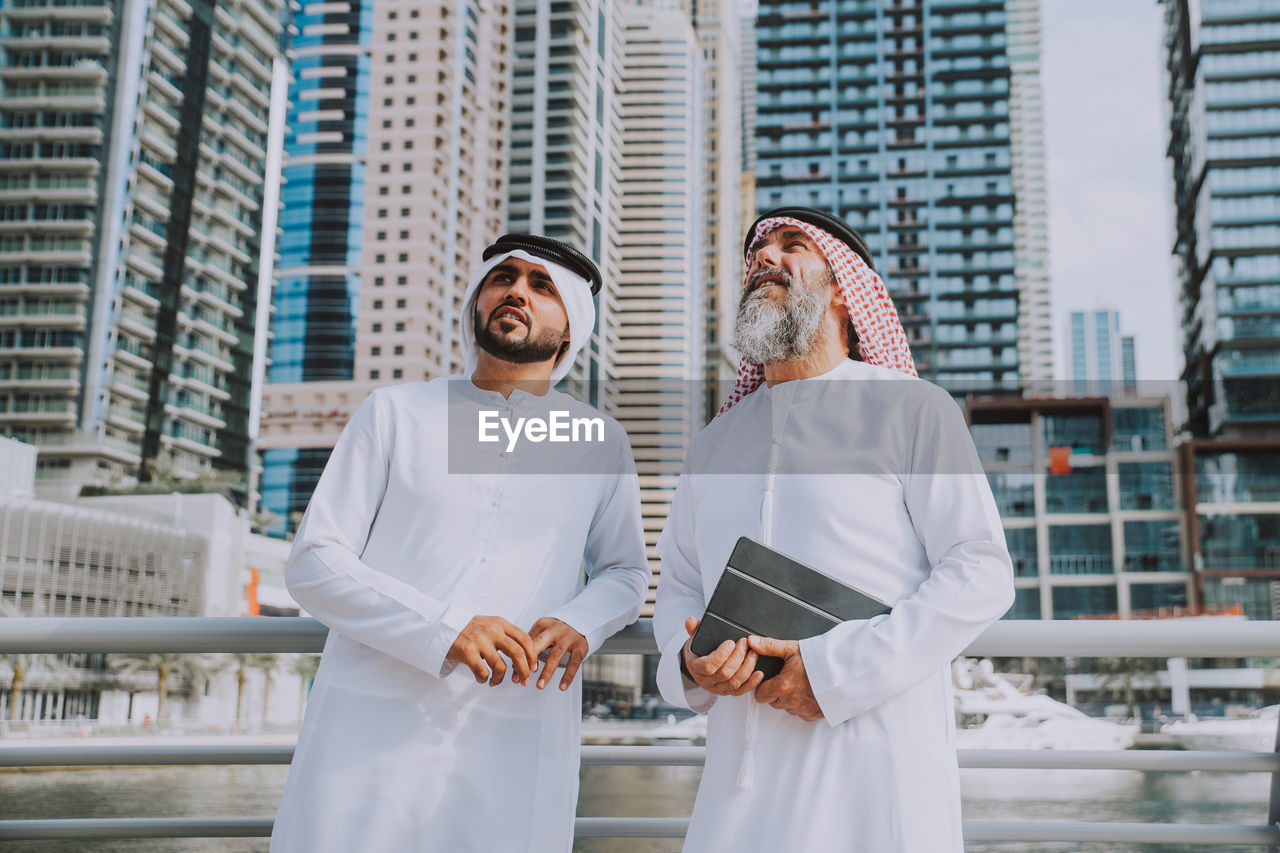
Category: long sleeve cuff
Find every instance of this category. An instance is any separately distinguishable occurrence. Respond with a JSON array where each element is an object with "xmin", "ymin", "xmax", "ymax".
[
  {"xmin": 656, "ymin": 629, "xmax": 716, "ymax": 714},
  {"xmin": 799, "ymin": 614, "xmax": 889, "ymax": 727},
  {"xmin": 423, "ymin": 602, "xmax": 478, "ymax": 678}
]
